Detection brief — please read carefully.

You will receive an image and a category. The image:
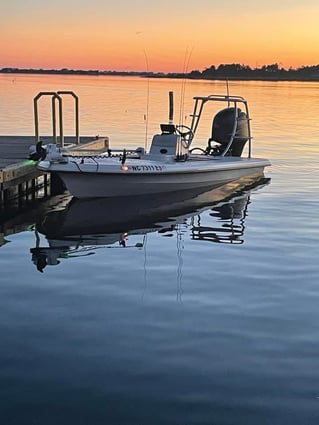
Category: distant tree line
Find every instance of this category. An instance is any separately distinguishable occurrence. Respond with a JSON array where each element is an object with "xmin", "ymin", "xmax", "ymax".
[
  {"xmin": 0, "ymin": 67, "xmax": 139, "ymax": 76},
  {"xmin": 184, "ymin": 63, "xmax": 319, "ymax": 81},
  {"xmin": 1, "ymin": 63, "xmax": 319, "ymax": 81}
]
